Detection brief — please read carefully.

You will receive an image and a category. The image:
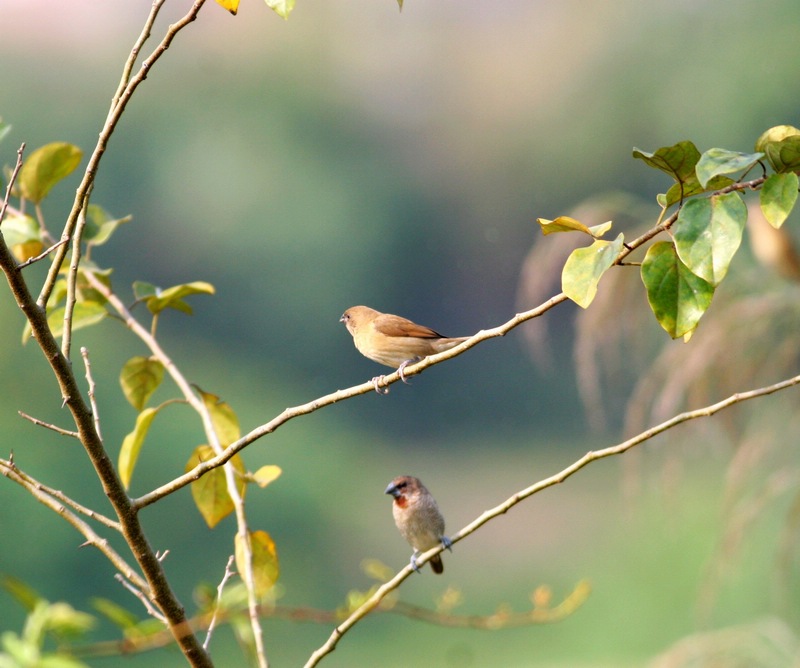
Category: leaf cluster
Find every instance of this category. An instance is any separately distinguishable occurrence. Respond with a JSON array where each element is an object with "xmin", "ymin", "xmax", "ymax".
[{"xmin": 539, "ymin": 125, "xmax": 800, "ymax": 339}]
